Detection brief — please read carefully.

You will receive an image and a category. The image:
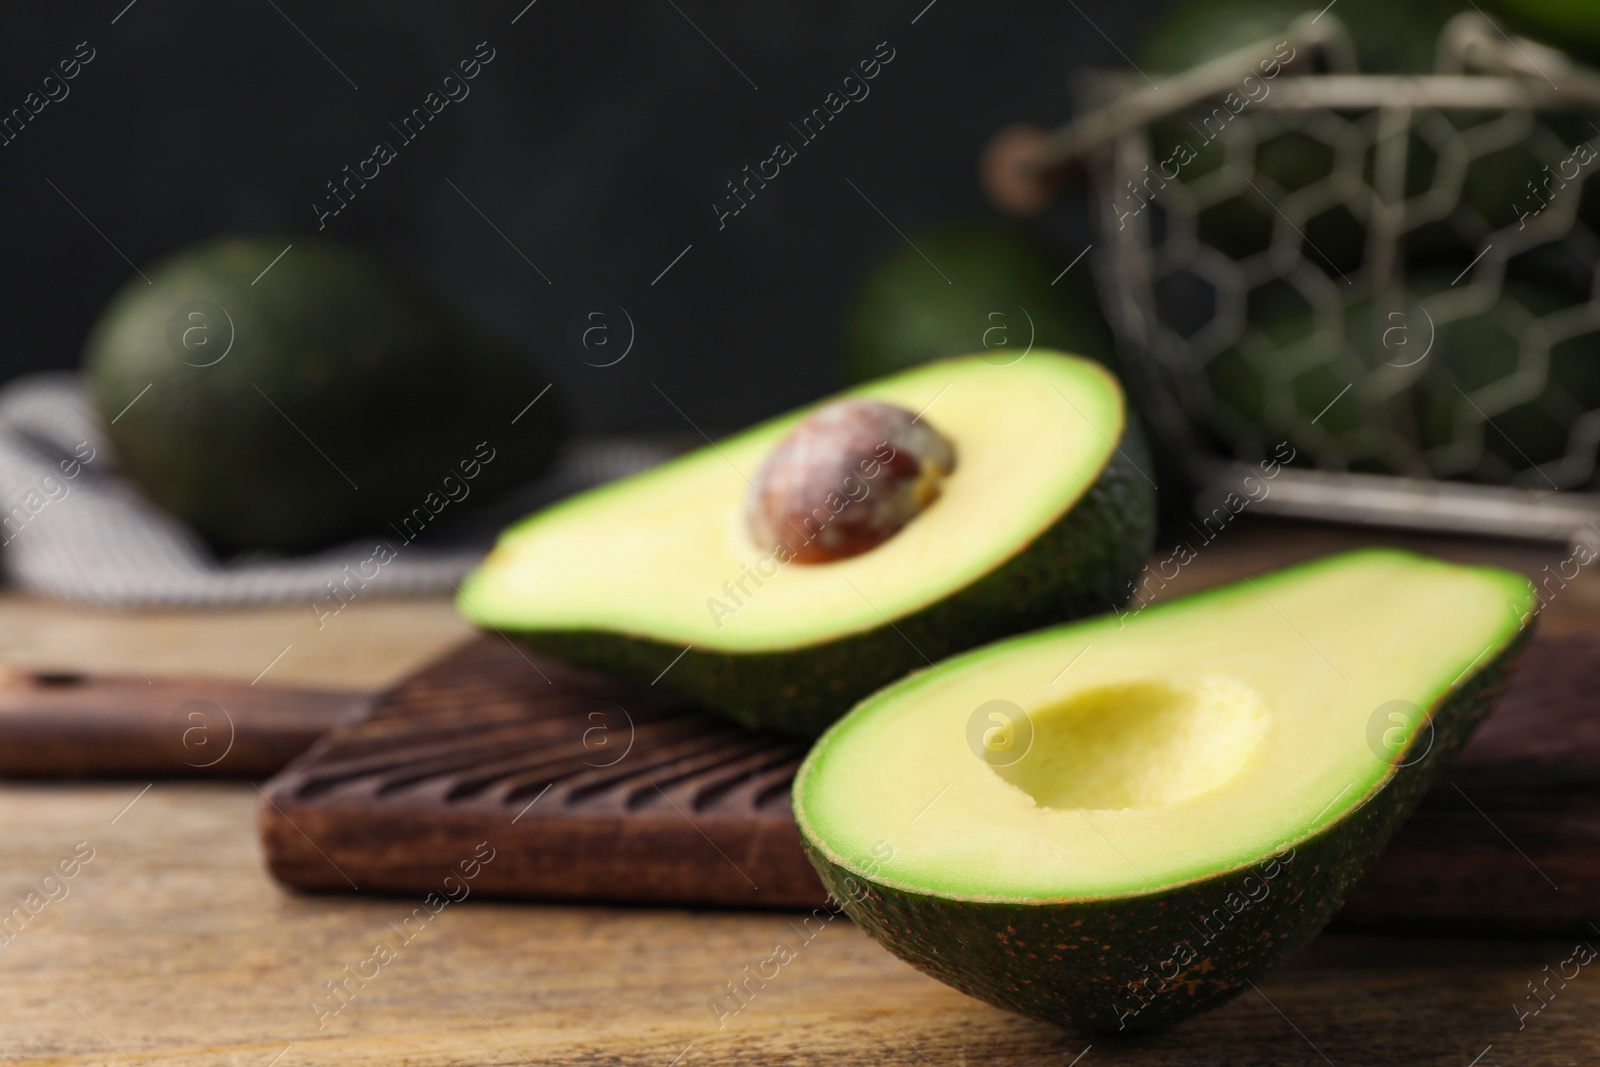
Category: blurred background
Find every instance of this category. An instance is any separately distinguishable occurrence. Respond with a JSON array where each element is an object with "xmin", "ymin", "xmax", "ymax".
[
  {"xmin": 4, "ymin": 0, "xmax": 1598, "ymax": 585},
  {"xmin": 0, "ymin": 0, "xmax": 1142, "ymax": 436}
]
